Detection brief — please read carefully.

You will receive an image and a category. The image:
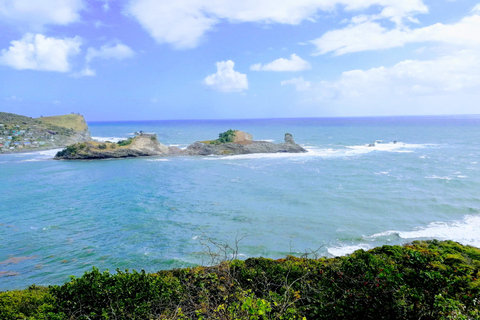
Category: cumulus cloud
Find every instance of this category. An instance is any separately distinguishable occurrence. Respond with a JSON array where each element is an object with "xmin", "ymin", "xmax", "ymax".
[
  {"xmin": 126, "ymin": 0, "xmax": 428, "ymax": 49},
  {"xmin": 72, "ymin": 43, "xmax": 135, "ymax": 77},
  {"xmin": 86, "ymin": 43, "xmax": 135, "ymax": 64},
  {"xmin": 312, "ymin": 10, "xmax": 480, "ymax": 55},
  {"xmin": 250, "ymin": 54, "xmax": 311, "ymax": 72},
  {"xmin": 204, "ymin": 60, "xmax": 248, "ymax": 92},
  {"xmin": 285, "ymin": 50, "xmax": 480, "ymax": 115},
  {"xmin": 0, "ymin": 0, "xmax": 84, "ymax": 30},
  {"xmin": 0, "ymin": 33, "xmax": 81, "ymax": 72}
]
